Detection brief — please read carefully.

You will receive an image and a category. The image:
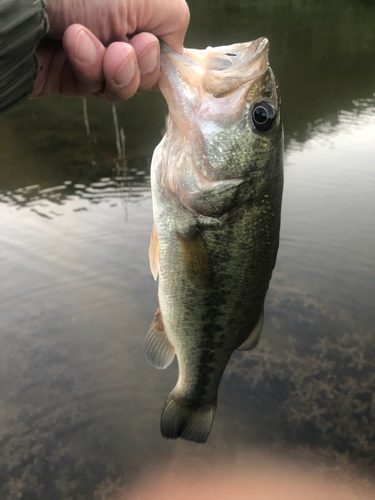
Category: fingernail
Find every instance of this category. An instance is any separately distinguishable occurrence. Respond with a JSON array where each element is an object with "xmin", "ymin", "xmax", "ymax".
[
  {"xmin": 75, "ymin": 30, "xmax": 97, "ymax": 64},
  {"xmin": 113, "ymin": 55, "xmax": 136, "ymax": 86},
  {"xmin": 138, "ymin": 44, "xmax": 158, "ymax": 76}
]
